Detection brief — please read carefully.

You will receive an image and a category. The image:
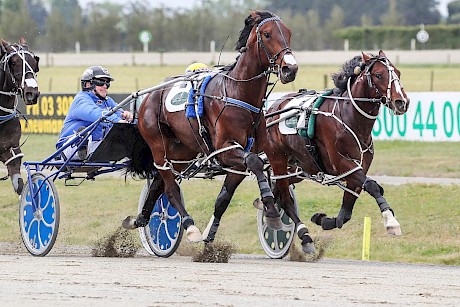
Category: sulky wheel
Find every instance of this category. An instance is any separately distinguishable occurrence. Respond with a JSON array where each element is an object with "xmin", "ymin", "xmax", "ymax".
[
  {"xmin": 137, "ymin": 180, "xmax": 183, "ymax": 257},
  {"xmin": 19, "ymin": 172, "xmax": 60, "ymax": 257},
  {"xmin": 257, "ymin": 185, "xmax": 297, "ymax": 259}
]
